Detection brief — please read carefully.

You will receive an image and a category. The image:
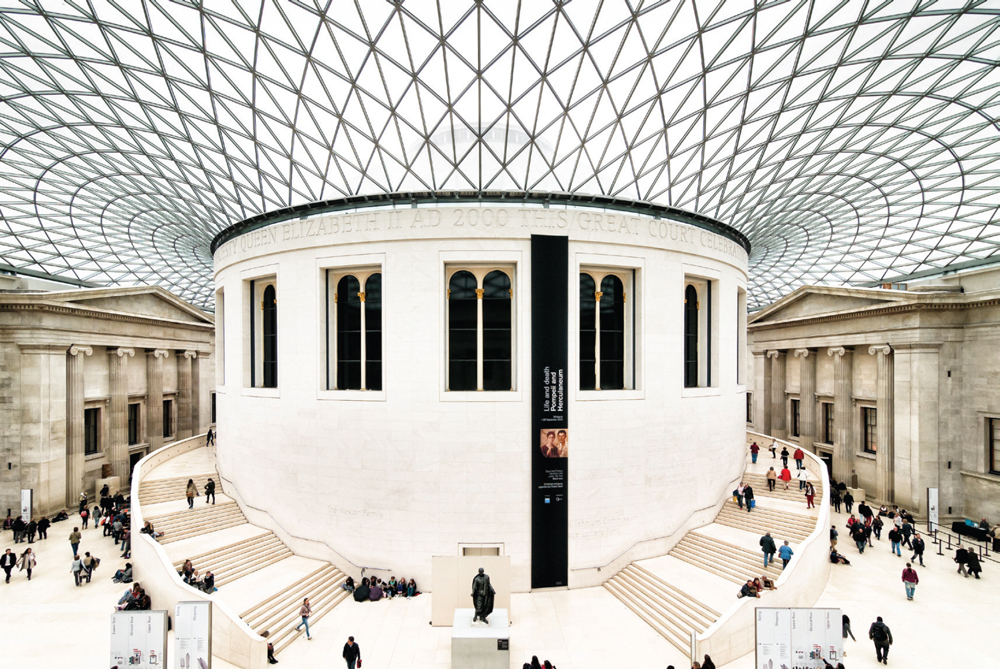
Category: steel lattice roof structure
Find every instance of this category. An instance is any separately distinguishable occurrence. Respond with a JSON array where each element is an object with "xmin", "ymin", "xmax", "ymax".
[{"xmin": 1, "ymin": 0, "xmax": 999, "ymax": 309}]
